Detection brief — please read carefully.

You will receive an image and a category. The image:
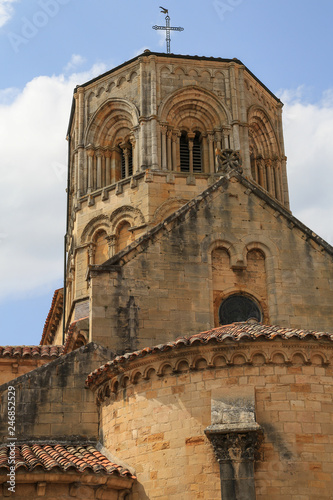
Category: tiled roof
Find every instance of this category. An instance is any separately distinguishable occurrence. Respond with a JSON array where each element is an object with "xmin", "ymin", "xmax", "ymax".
[
  {"xmin": 0, "ymin": 345, "xmax": 64, "ymax": 358},
  {"xmin": 40, "ymin": 288, "xmax": 63, "ymax": 345},
  {"xmin": 63, "ymin": 317, "xmax": 89, "ymax": 355},
  {"xmin": 0, "ymin": 444, "xmax": 135, "ymax": 478},
  {"xmin": 86, "ymin": 322, "xmax": 333, "ymax": 386}
]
